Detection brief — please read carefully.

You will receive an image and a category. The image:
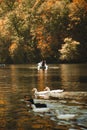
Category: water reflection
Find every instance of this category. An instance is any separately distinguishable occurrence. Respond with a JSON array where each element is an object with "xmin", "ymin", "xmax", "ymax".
[
  {"xmin": 0, "ymin": 64, "xmax": 87, "ymax": 130},
  {"xmin": 60, "ymin": 64, "xmax": 87, "ymax": 91},
  {"xmin": 0, "ymin": 92, "xmax": 8, "ymax": 128},
  {"xmin": 10, "ymin": 65, "xmax": 20, "ymax": 93},
  {"xmin": 37, "ymin": 69, "xmax": 48, "ymax": 91}
]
